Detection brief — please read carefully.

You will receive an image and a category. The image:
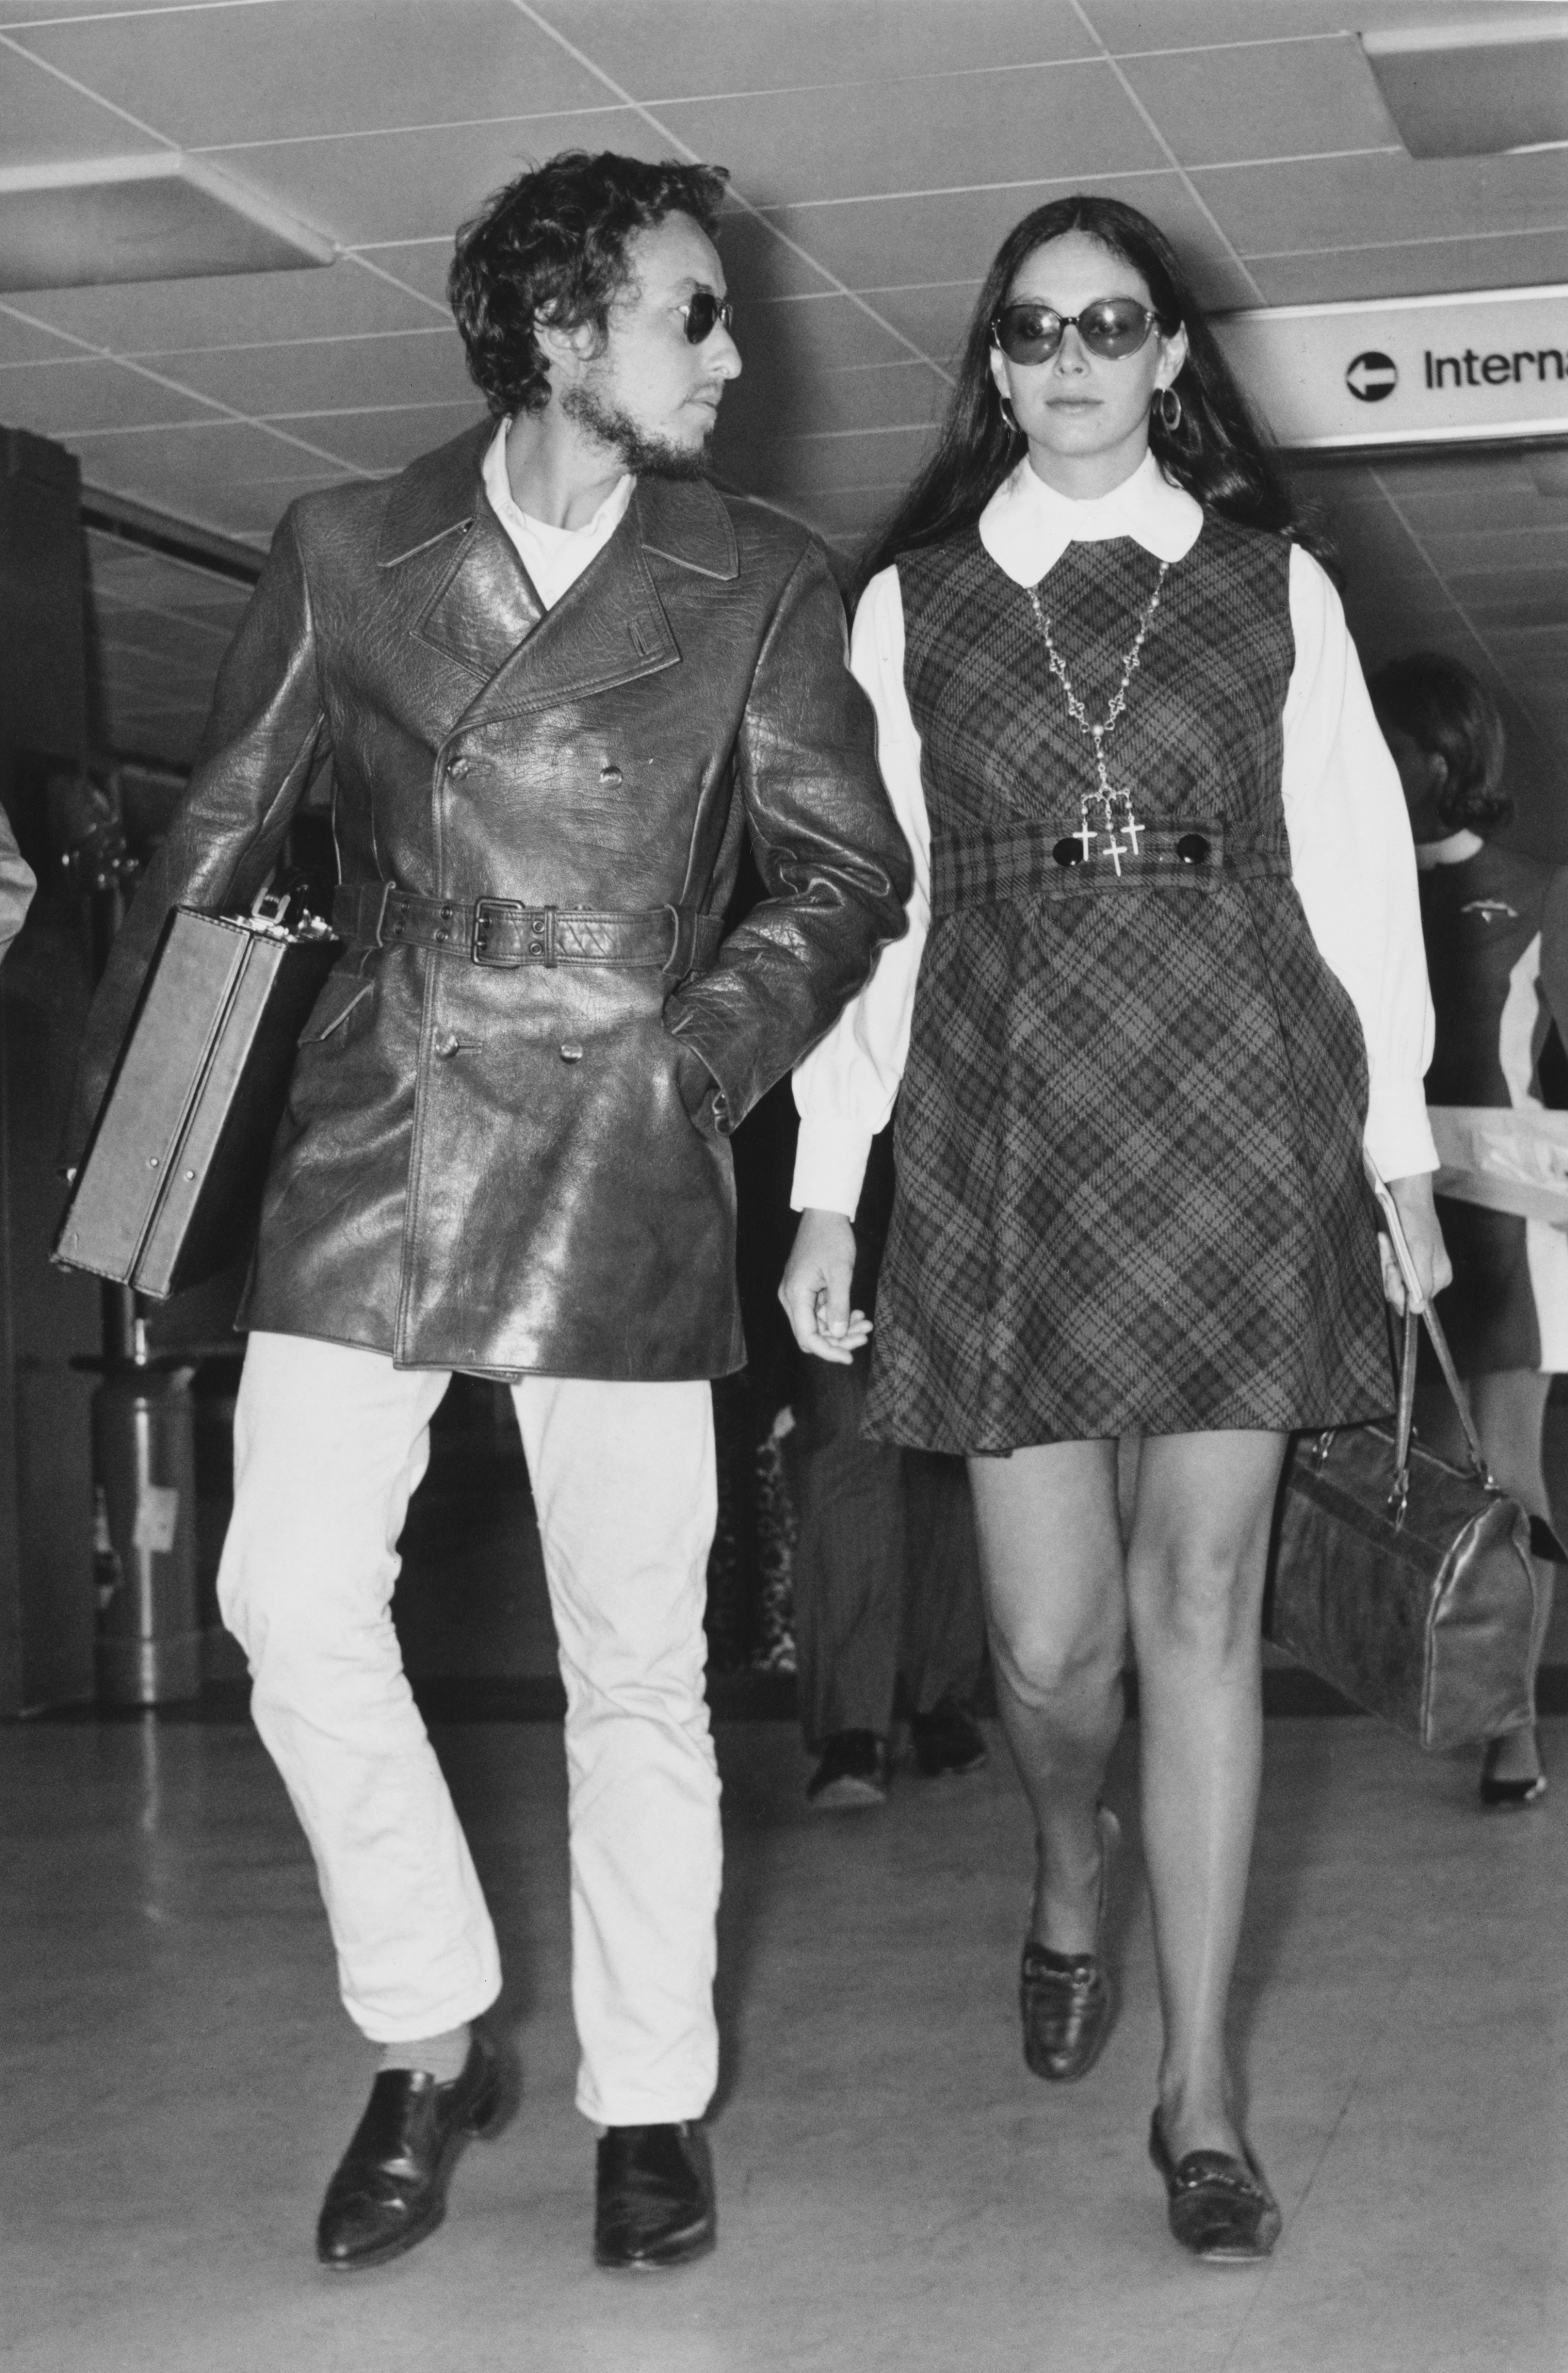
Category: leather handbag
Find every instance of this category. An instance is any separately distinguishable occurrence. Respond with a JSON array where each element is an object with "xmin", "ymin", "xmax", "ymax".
[
  {"xmin": 1266, "ymin": 1174, "xmax": 1540, "ymax": 1751},
  {"xmin": 53, "ymin": 890, "xmax": 340, "ymax": 1300}
]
